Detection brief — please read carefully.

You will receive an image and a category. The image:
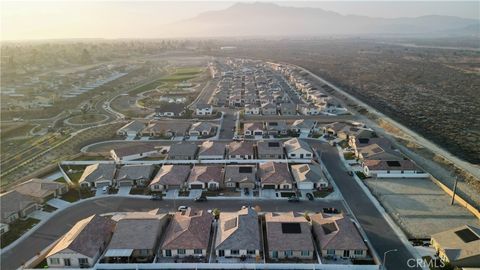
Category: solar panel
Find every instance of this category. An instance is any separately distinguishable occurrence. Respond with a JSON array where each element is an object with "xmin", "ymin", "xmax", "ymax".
[
  {"xmin": 268, "ymin": 142, "xmax": 280, "ymax": 147},
  {"xmin": 239, "ymin": 167, "xmax": 253, "ymax": 173},
  {"xmin": 386, "ymin": 161, "xmax": 401, "ymax": 167},
  {"xmin": 455, "ymin": 228, "xmax": 480, "ymax": 243},
  {"xmin": 281, "ymin": 223, "xmax": 301, "ymax": 234}
]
